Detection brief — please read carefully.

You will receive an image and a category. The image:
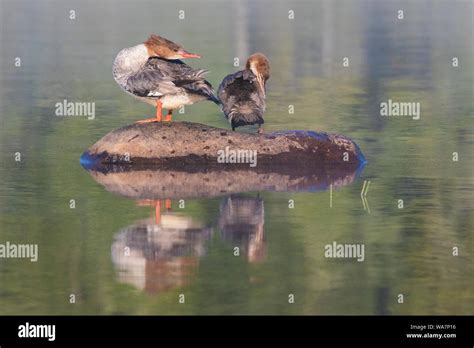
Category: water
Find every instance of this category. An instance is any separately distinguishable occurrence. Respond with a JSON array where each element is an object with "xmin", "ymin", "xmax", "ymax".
[{"xmin": 0, "ymin": 0, "xmax": 473, "ymax": 315}]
